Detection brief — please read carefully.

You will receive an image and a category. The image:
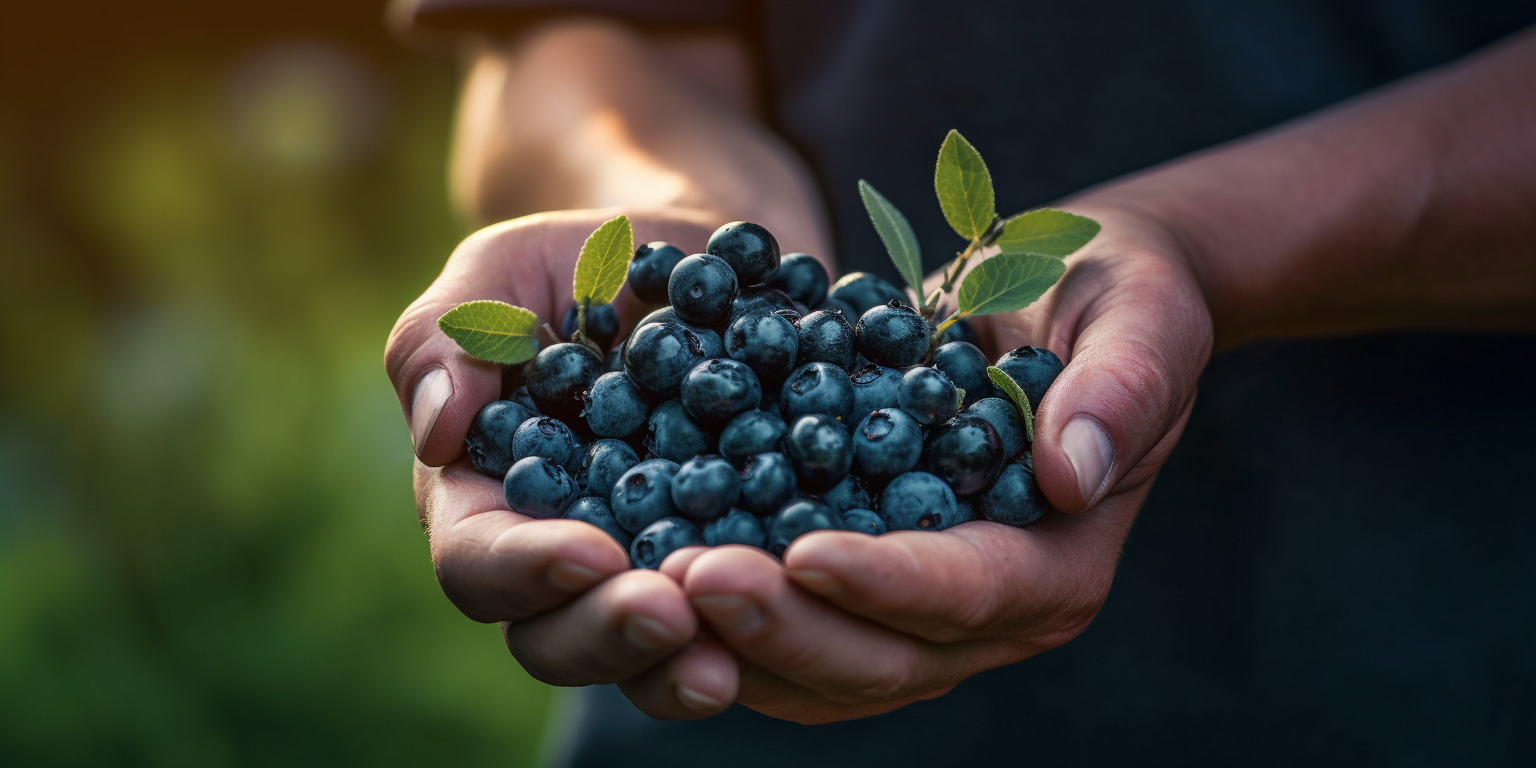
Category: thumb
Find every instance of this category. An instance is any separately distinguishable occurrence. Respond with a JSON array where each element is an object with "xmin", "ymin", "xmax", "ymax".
[{"xmin": 1031, "ymin": 261, "xmax": 1212, "ymax": 512}]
